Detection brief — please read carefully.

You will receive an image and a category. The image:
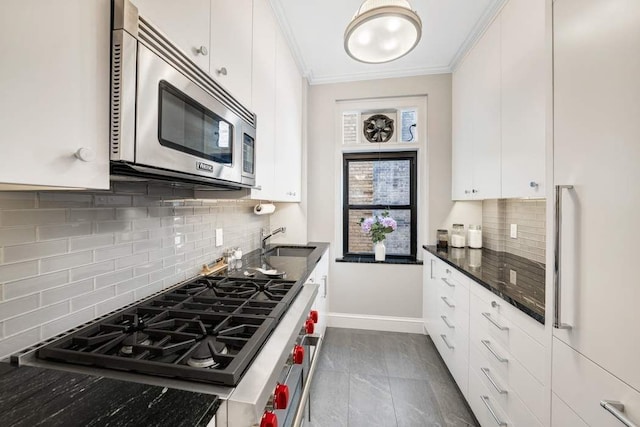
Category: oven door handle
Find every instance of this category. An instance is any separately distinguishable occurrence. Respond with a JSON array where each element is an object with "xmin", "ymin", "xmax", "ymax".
[{"xmin": 292, "ymin": 335, "xmax": 323, "ymax": 427}]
